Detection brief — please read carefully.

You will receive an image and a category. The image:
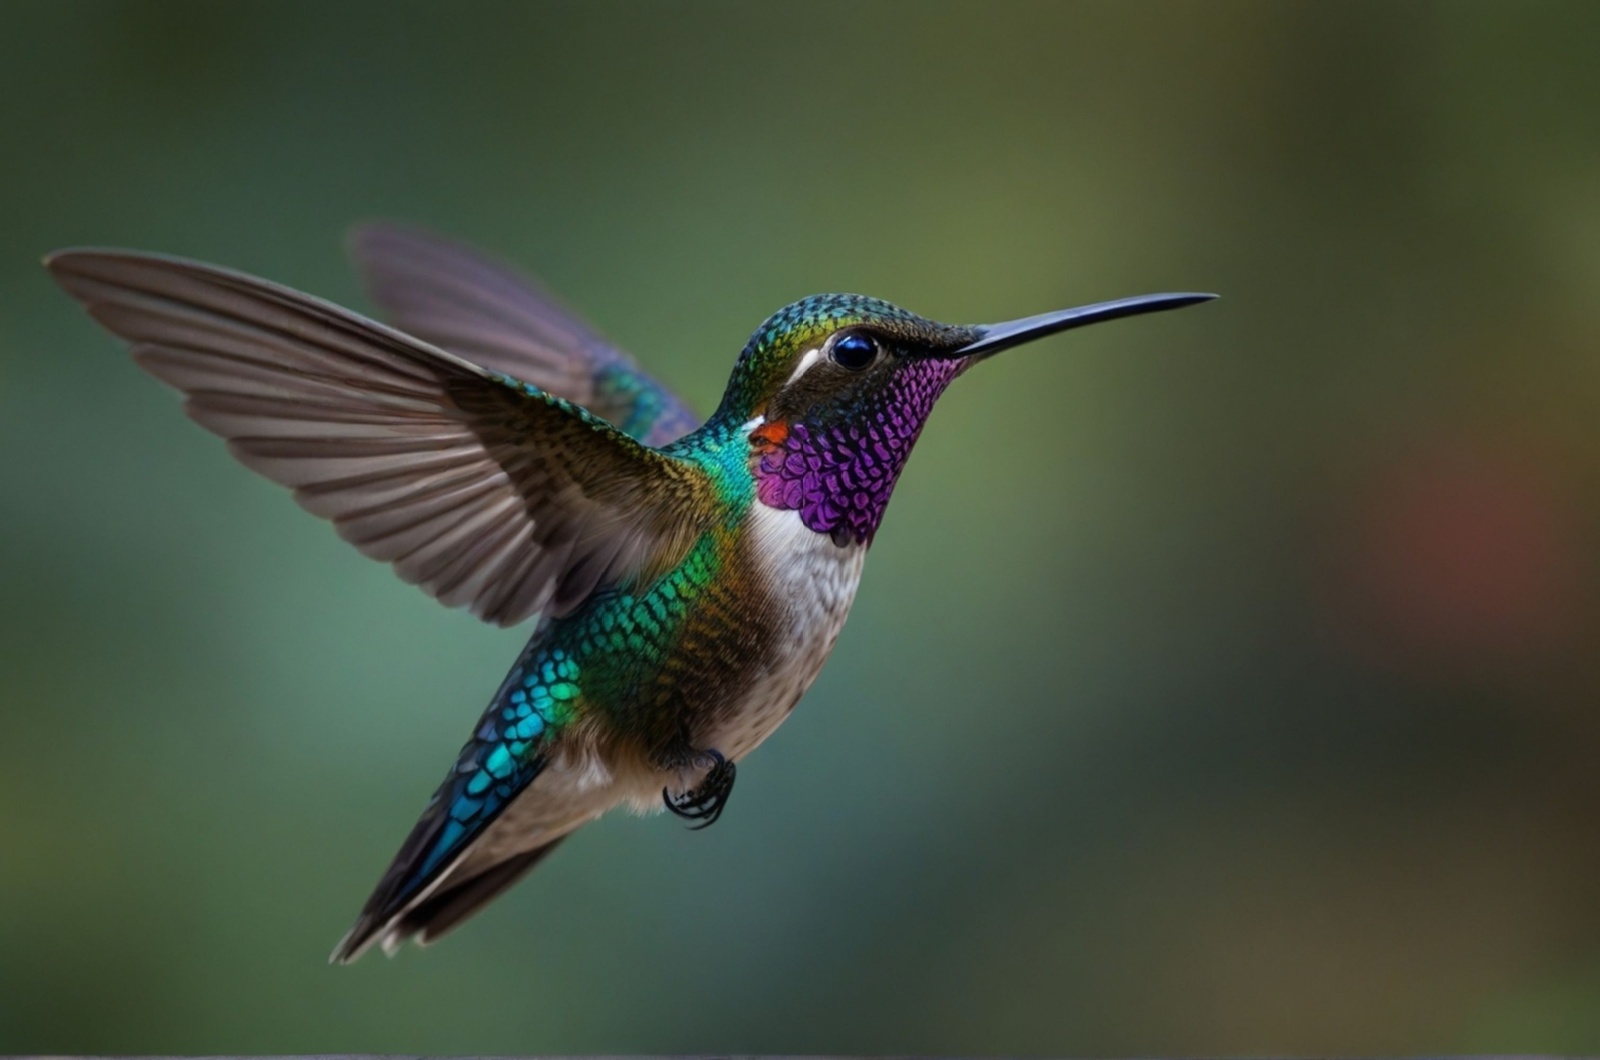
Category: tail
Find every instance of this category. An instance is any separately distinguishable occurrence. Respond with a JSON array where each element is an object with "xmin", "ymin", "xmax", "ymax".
[{"xmin": 331, "ymin": 835, "xmax": 569, "ymax": 963}]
